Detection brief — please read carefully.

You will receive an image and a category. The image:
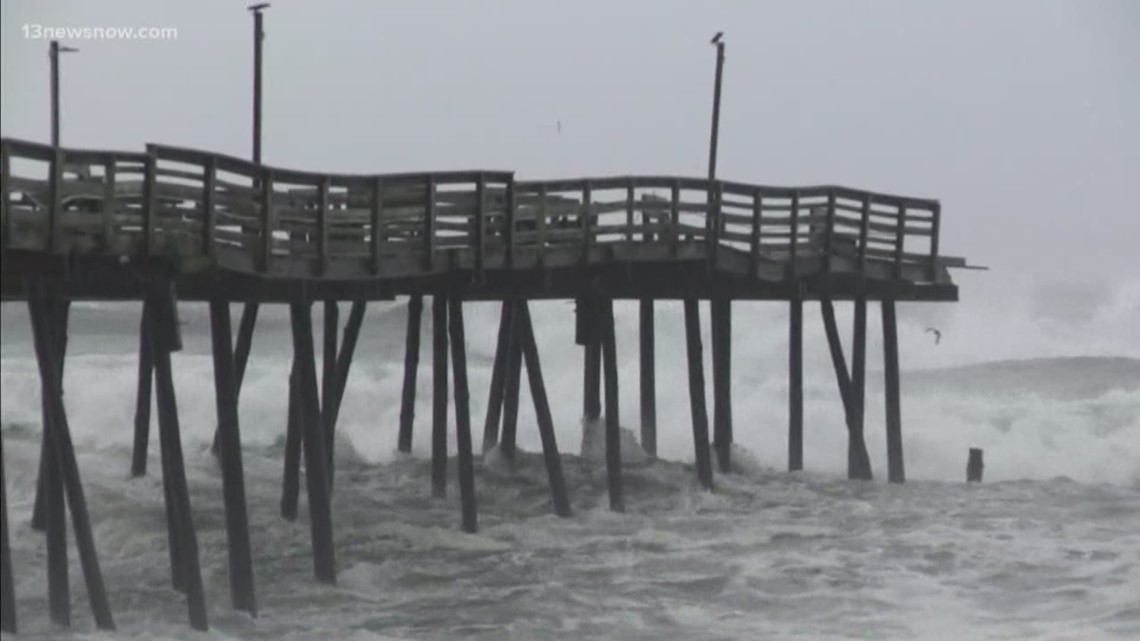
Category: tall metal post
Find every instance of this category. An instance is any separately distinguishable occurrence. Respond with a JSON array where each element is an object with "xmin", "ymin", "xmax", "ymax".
[{"xmin": 49, "ymin": 40, "xmax": 78, "ymax": 148}]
